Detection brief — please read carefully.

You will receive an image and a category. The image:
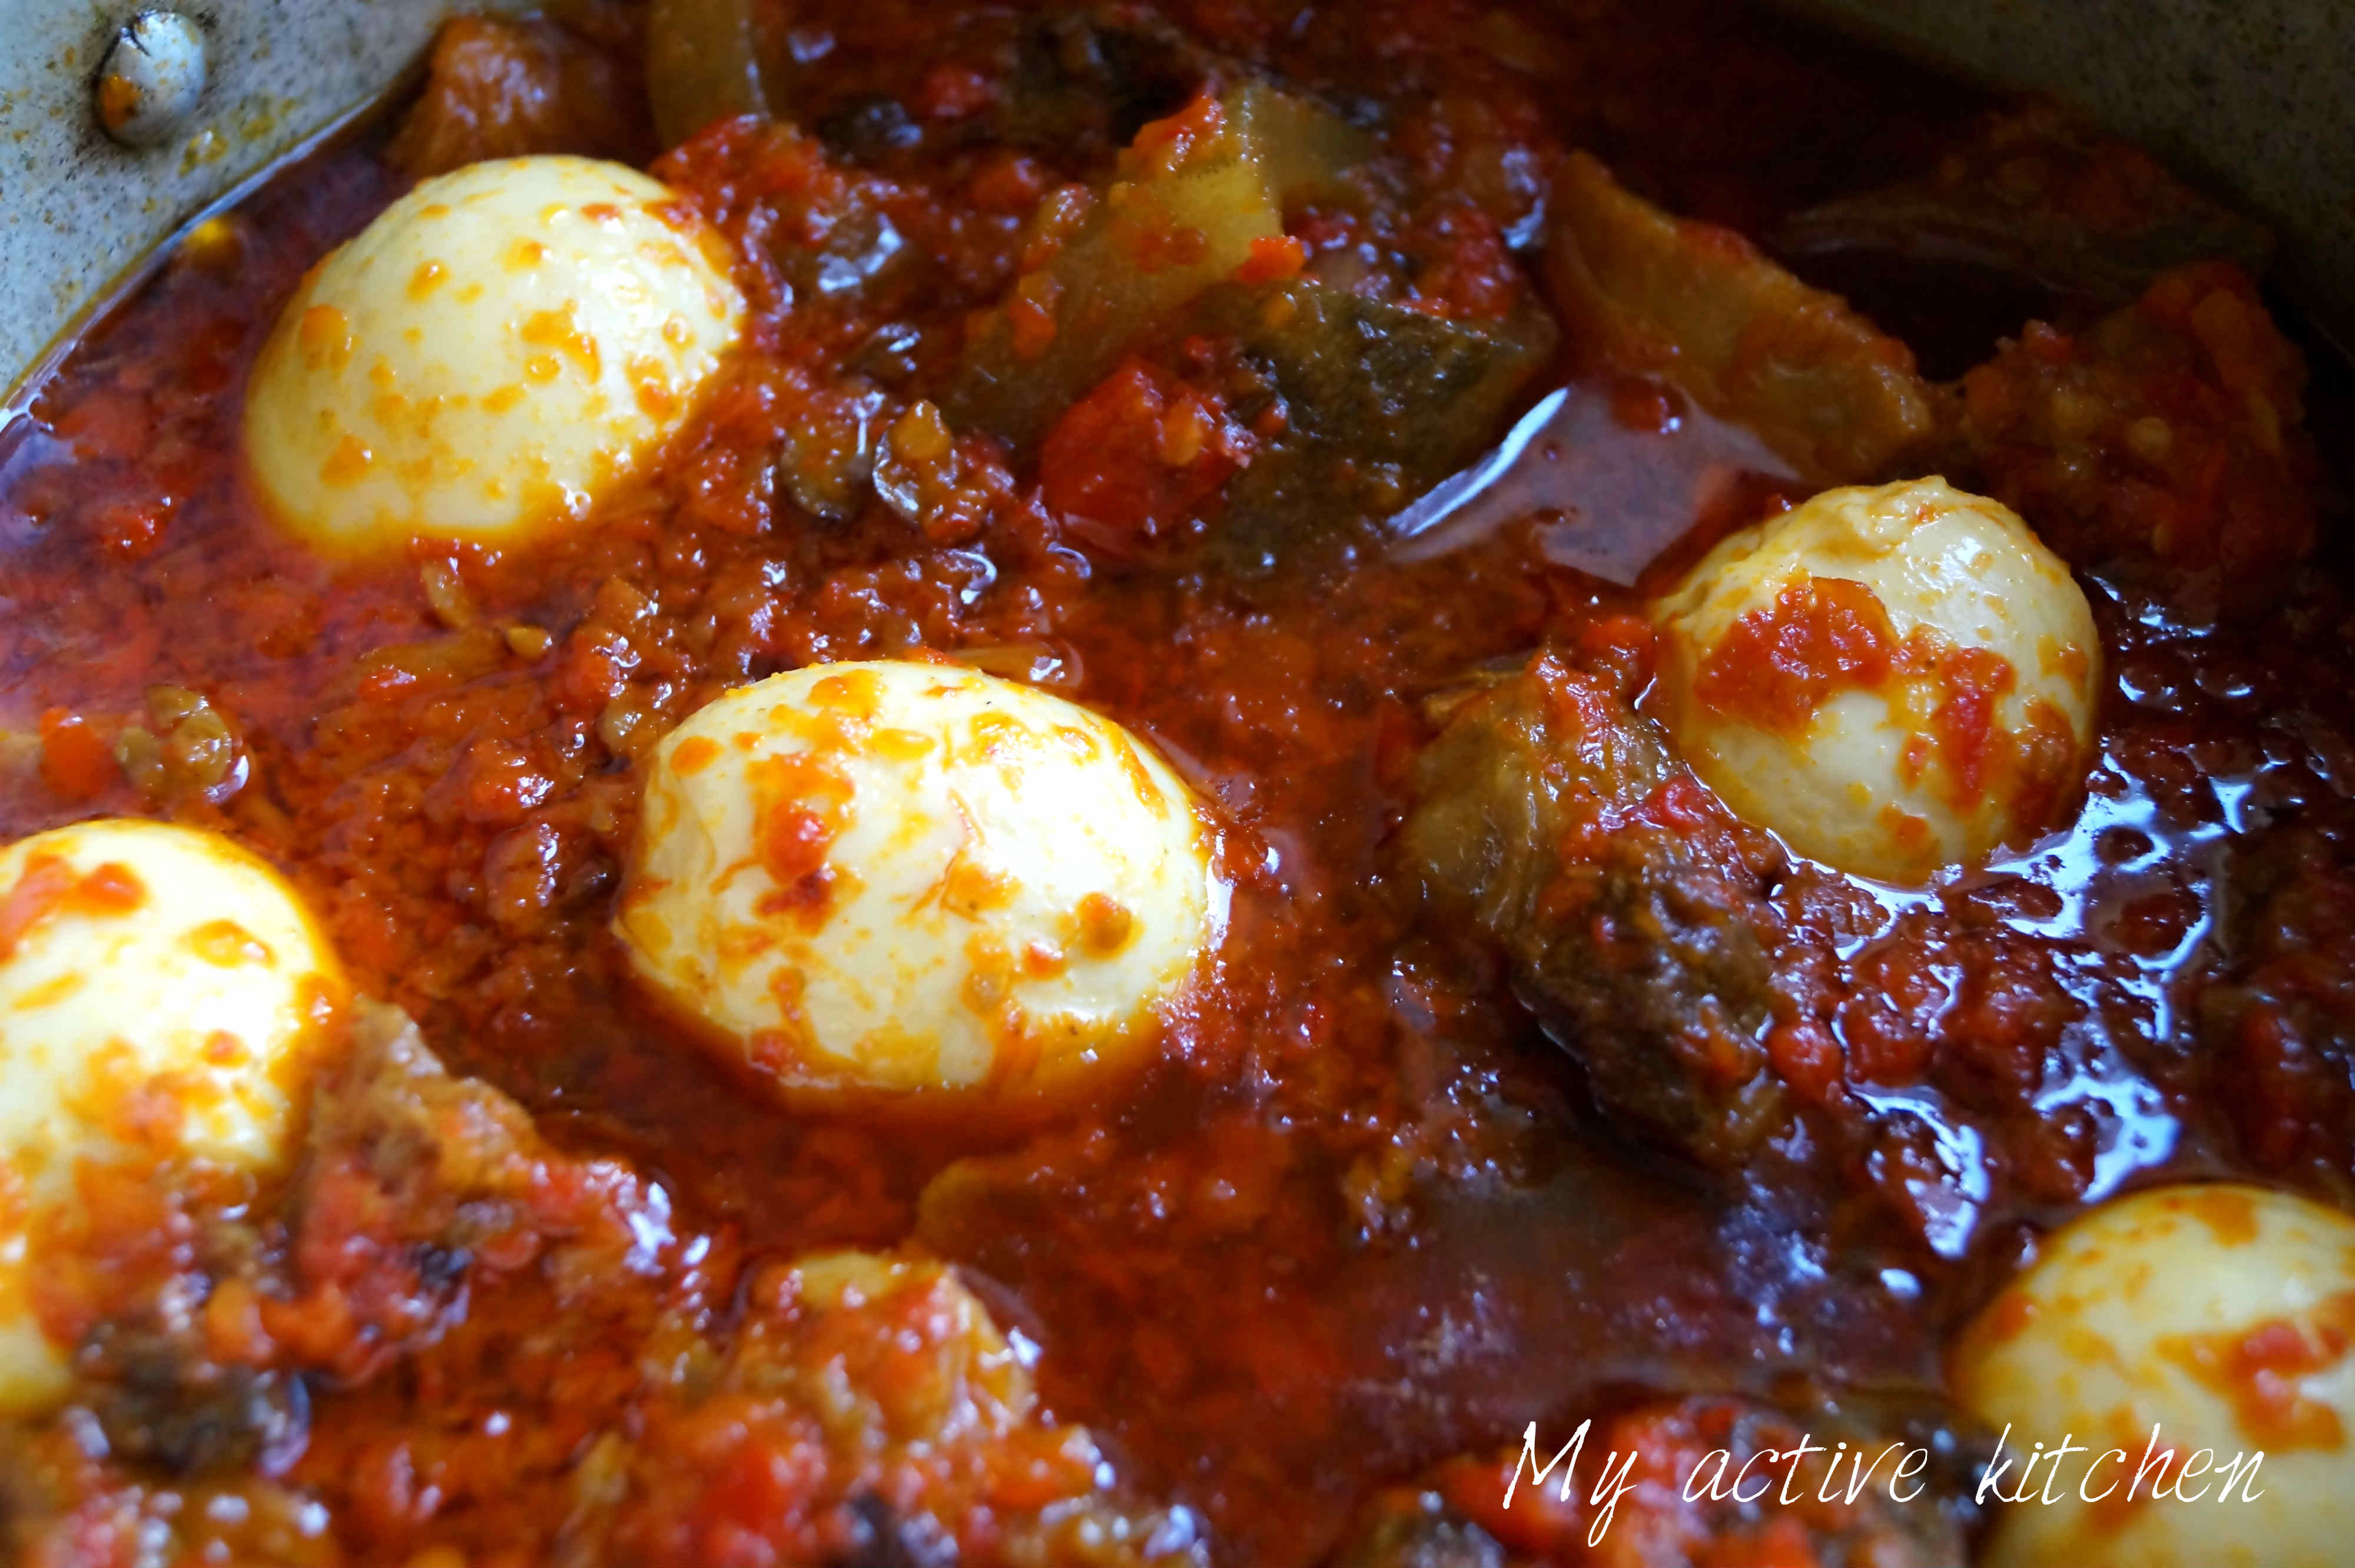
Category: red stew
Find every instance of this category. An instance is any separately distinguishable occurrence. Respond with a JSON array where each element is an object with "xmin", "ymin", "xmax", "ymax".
[{"xmin": 0, "ymin": 2, "xmax": 2349, "ymax": 1565}]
